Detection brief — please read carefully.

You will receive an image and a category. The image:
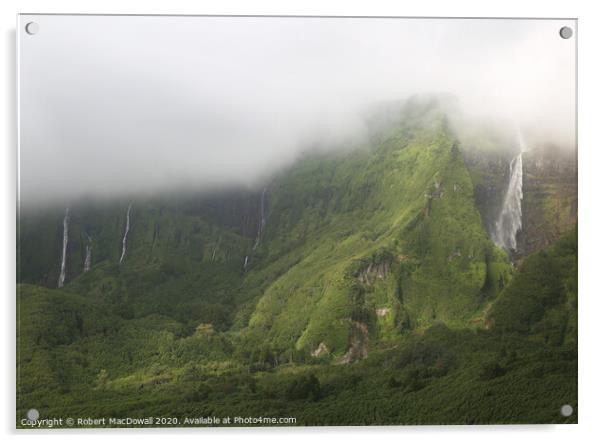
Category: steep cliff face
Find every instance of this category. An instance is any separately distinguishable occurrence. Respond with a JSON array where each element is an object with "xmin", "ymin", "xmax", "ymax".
[
  {"xmin": 464, "ymin": 150, "xmax": 510, "ymax": 238},
  {"xmin": 463, "ymin": 135, "xmax": 576, "ymax": 259},
  {"xmin": 17, "ymin": 190, "xmax": 266, "ymax": 288},
  {"xmin": 517, "ymin": 146, "xmax": 577, "ymax": 256}
]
